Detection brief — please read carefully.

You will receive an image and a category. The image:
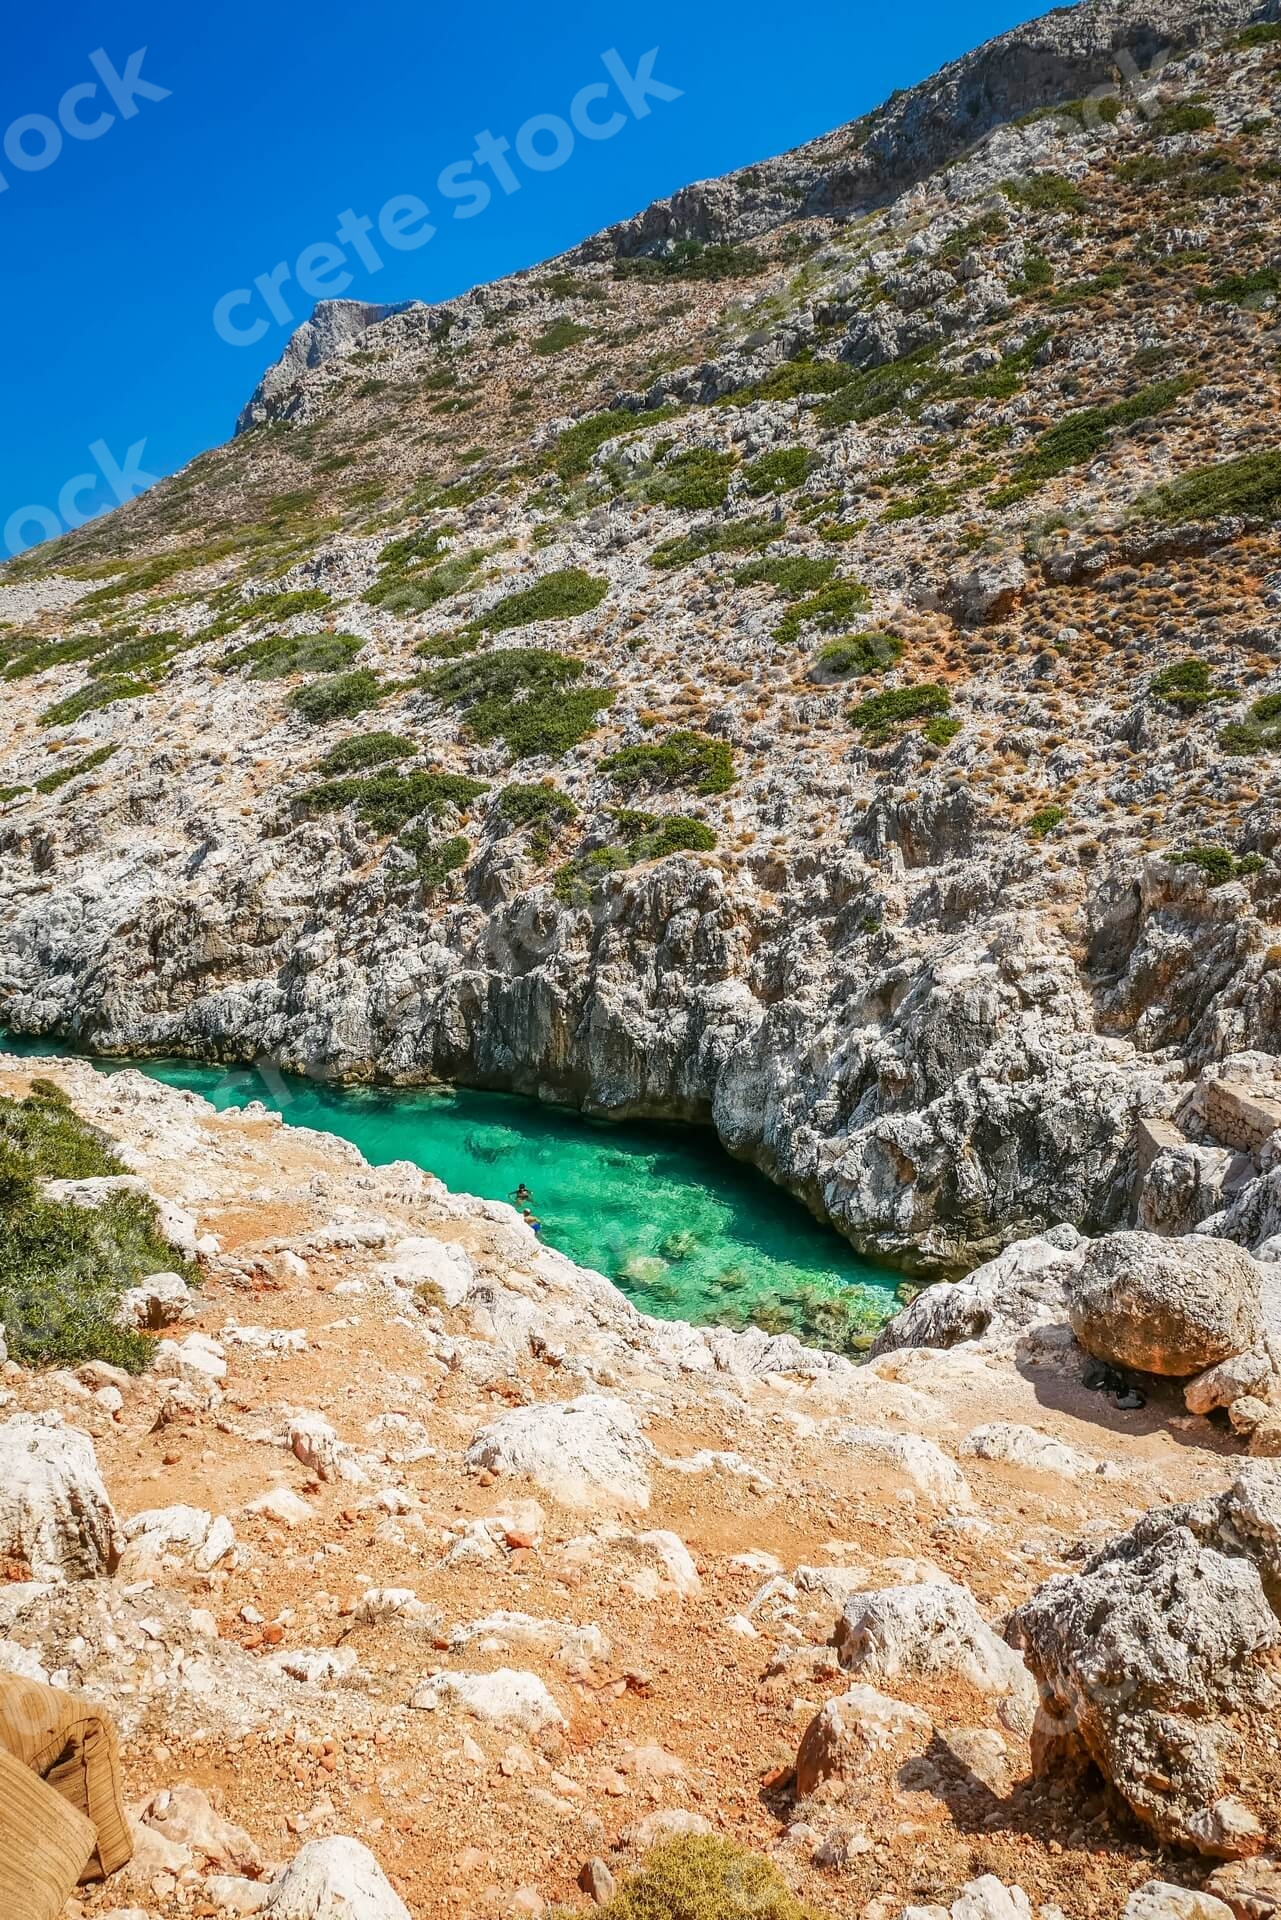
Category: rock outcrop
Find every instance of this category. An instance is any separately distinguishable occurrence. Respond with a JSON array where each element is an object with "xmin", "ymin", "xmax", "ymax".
[
  {"xmin": 1013, "ymin": 1463, "xmax": 1281, "ymax": 1857},
  {"xmin": 1068, "ymin": 1230, "xmax": 1266, "ymax": 1376}
]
